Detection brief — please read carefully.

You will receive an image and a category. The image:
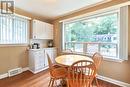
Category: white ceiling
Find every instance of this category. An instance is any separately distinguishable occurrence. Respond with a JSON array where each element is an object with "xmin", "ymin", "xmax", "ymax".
[{"xmin": 14, "ymin": 0, "xmax": 109, "ymax": 20}]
